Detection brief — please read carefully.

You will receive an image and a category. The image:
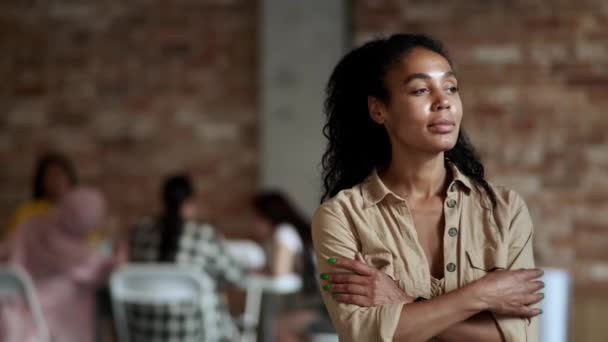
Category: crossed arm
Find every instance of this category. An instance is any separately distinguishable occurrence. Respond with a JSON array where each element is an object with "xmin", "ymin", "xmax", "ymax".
[
  {"xmin": 312, "ymin": 196, "xmax": 542, "ymax": 342},
  {"xmin": 325, "ymin": 254, "xmax": 541, "ymax": 342}
]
